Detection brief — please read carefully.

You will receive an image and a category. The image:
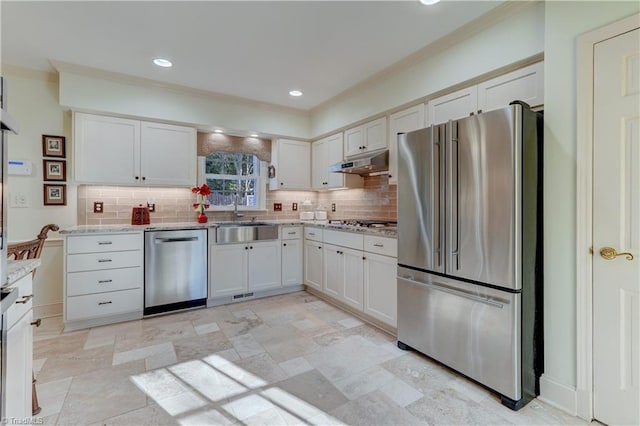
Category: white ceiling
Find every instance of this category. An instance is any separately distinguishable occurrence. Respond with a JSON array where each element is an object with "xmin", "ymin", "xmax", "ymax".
[{"xmin": 1, "ymin": 1, "xmax": 503, "ymax": 110}]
